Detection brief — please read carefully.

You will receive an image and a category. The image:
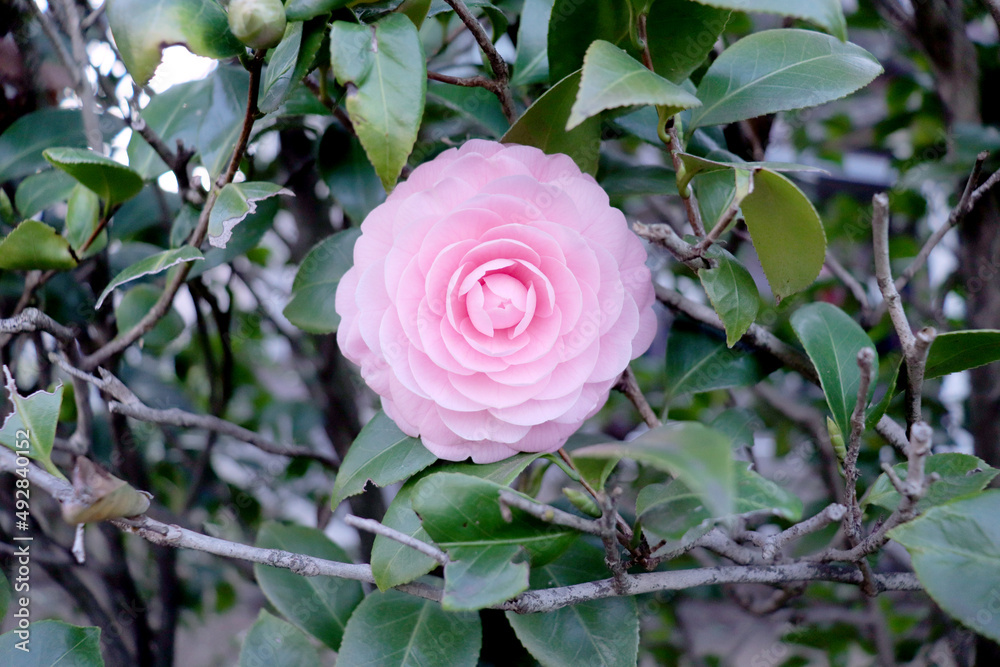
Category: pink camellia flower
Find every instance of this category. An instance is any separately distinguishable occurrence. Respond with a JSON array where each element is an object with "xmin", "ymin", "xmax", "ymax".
[{"xmin": 335, "ymin": 140, "xmax": 657, "ymax": 463}]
